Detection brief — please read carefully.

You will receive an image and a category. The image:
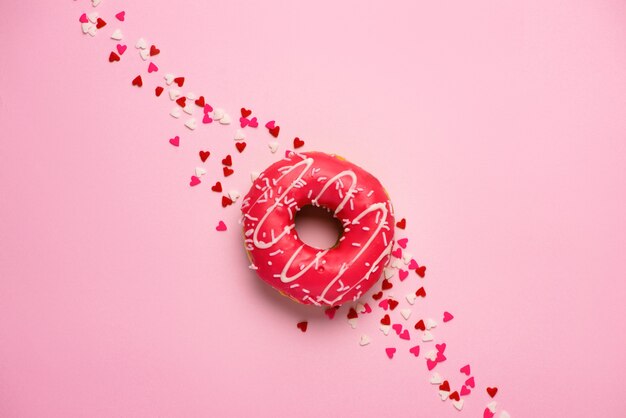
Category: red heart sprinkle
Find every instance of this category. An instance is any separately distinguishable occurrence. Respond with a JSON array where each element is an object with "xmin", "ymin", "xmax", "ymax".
[
  {"xmin": 221, "ymin": 155, "xmax": 232, "ymax": 166},
  {"xmin": 149, "ymin": 45, "xmax": 160, "ymax": 56},
  {"xmin": 95, "ymin": 18, "xmax": 106, "ymax": 29},
  {"xmin": 211, "ymin": 182, "xmax": 222, "ymax": 192},
  {"xmin": 176, "ymin": 97, "xmax": 187, "ymax": 107},
  {"xmin": 297, "ymin": 321, "xmax": 308, "ymax": 332},
  {"xmin": 380, "ymin": 314, "xmax": 391, "ymax": 326},
  {"xmin": 449, "ymin": 391, "xmax": 460, "ymax": 401},
  {"xmin": 199, "ymin": 151, "xmax": 210, "ymax": 162},
  {"xmin": 388, "ymin": 299, "xmax": 399, "ymax": 310},
  {"xmin": 415, "ymin": 265, "xmax": 426, "ymax": 278},
  {"xmin": 221, "ymin": 195, "xmax": 233, "ymax": 207},
  {"xmin": 131, "ymin": 75, "xmax": 142, "ymax": 87},
  {"xmin": 174, "ymin": 77, "xmax": 185, "ymax": 87},
  {"xmin": 293, "ymin": 137, "xmax": 305, "ymax": 148},
  {"xmin": 324, "ymin": 306, "xmax": 339, "ymax": 319},
  {"xmin": 415, "ymin": 287, "xmax": 426, "ymax": 298},
  {"xmin": 347, "ymin": 308, "xmax": 358, "ymax": 319},
  {"xmin": 486, "ymin": 387, "xmax": 498, "ymax": 398},
  {"xmin": 195, "ymin": 96, "xmax": 205, "ymax": 107},
  {"xmin": 235, "ymin": 142, "xmax": 247, "ymax": 153},
  {"xmin": 155, "ymin": 86, "xmax": 164, "ymax": 97},
  {"xmin": 240, "ymin": 108, "xmax": 252, "ymax": 118},
  {"xmin": 269, "ymin": 126, "xmax": 280, "ymax": 137},
  {"xmin": 372, "ymin": 291, "xmax": 383, "ymax": 300},
  {"xmin": 414, "ymin": 319, "xmax": 426, "ymax": 331},
  {"xmin": 439, "ymin": 381, "xmax": 450, "ymax": 392},
  {"xmin": 108, "ymin": 52, "xmax": 120, "ymax": 62},
  {"xmin": 396, "ymin": 218, "xmax": 406, "ymax": 229},
  {"xmin": 223, "ymin": 167, "xmax": 234, "ymax": 177},
  {"xmin": 381, "ymin": 279, "xmax": 393, "ymax": 290}
]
